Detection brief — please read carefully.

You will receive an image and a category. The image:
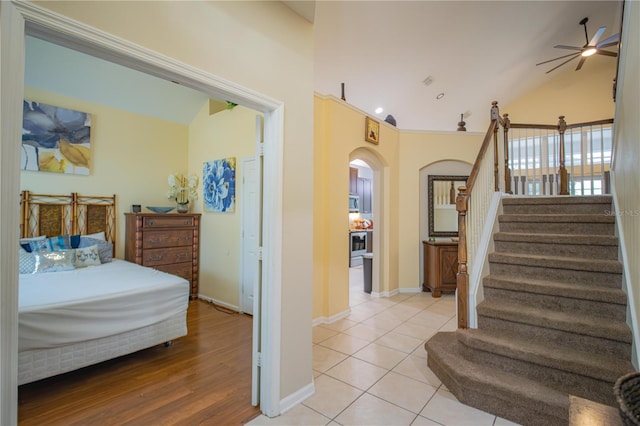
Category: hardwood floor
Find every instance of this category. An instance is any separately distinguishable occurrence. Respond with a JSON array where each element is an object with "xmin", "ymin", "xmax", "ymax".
[{"xmin": 18, "ymin": 300, "xmax": 261, "ymax": 425}]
